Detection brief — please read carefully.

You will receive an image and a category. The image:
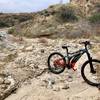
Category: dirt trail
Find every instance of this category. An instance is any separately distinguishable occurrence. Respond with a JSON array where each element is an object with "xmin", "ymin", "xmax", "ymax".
[
  {"xmin": 0, "ymin": 29, "xmax": 100, "ymax": 100},
  {"xmin": 5, "ymin": 78, "xmax": 100, "ymax": 100}
]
